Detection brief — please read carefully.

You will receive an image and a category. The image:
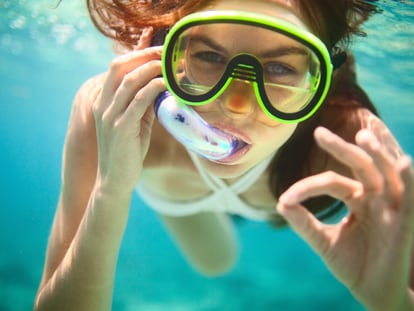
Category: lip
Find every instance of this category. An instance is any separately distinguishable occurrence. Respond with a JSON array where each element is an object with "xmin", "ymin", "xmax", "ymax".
[
  {"xmin": 211, "ymin": 122, "xmax": 253, "ymax": 145},
  {"xmin": 212, "ymin": 142, "xmax": 252, "ymax": 164},
  {"xmin": 210, "ymin": 122, "xmax": 253, "ymax": 164}
]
